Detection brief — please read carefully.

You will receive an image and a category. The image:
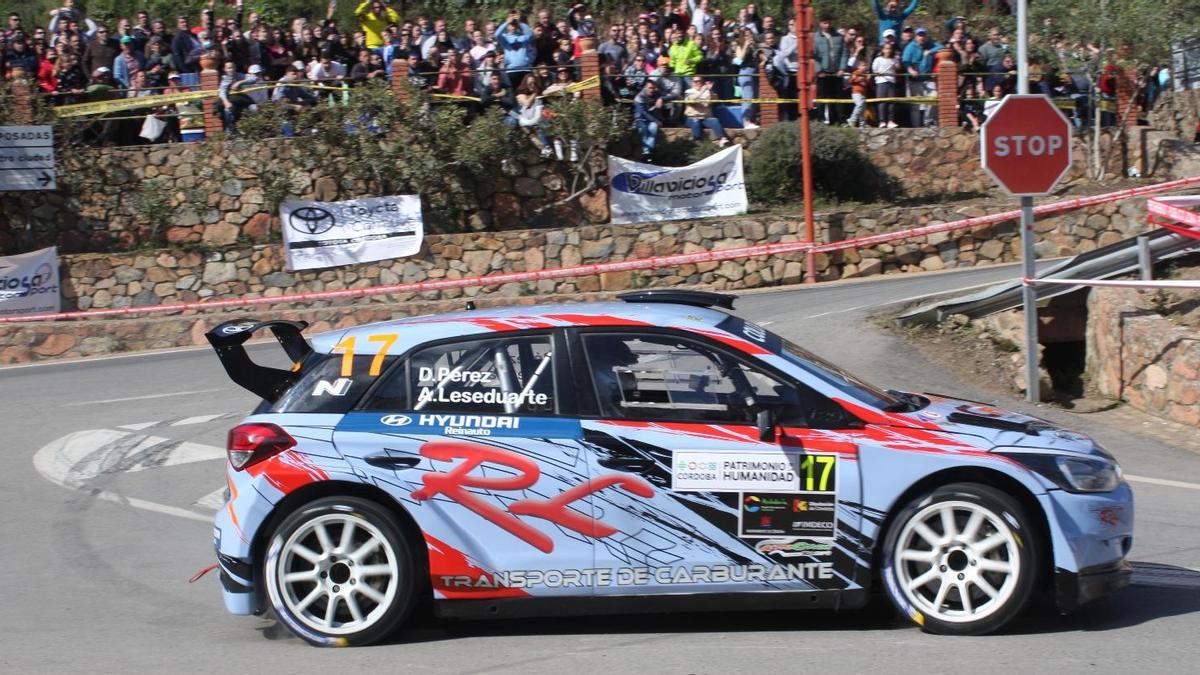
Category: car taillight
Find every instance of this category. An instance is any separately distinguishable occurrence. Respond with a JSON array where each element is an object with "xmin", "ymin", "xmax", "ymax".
[{"xmin": 227, "ymin": 423, "xmax": 296, "ymax": 471}]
